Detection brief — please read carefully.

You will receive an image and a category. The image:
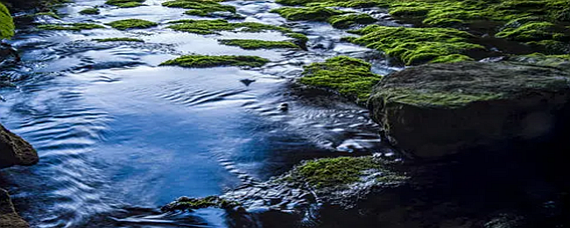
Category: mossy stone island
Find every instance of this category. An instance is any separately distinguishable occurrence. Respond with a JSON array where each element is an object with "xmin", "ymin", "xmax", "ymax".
[
  {"xmin": 107, "ymin": 19, "xmax": 158, "ymax": 30},
  {"xmin": 160, "ymin": 55, "xmax": 270, "ymax": 68}
]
